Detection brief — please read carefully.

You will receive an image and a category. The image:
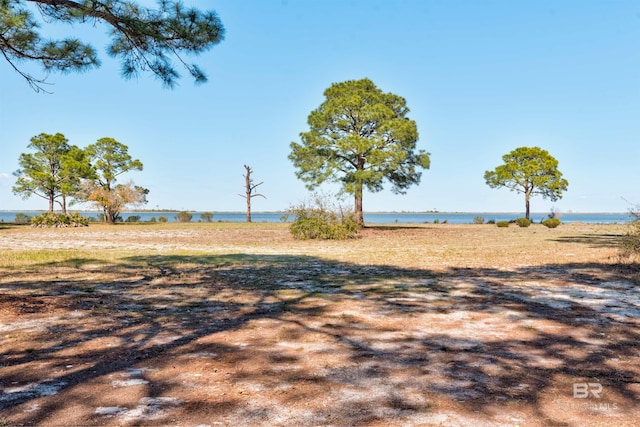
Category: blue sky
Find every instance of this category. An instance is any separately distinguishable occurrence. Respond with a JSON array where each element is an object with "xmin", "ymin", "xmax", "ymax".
[{"xmin": 1, "ymin": 0, "xmax": 639, "ymax": 213}]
